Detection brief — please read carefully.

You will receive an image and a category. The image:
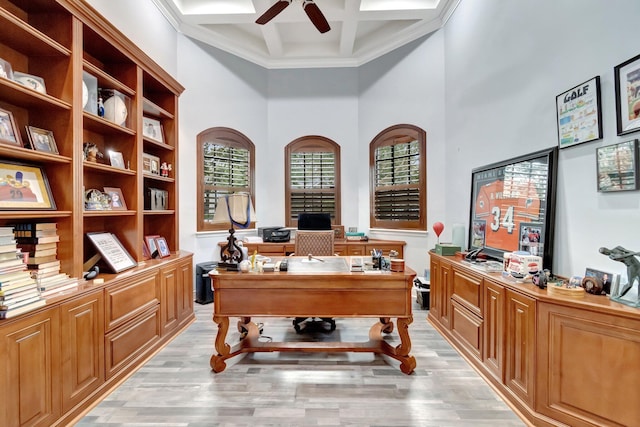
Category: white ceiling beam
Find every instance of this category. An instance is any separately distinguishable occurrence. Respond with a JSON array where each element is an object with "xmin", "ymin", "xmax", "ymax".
[{"xmin": 340, "ymin": 0, "xmax": 361, "ymax": 56}]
